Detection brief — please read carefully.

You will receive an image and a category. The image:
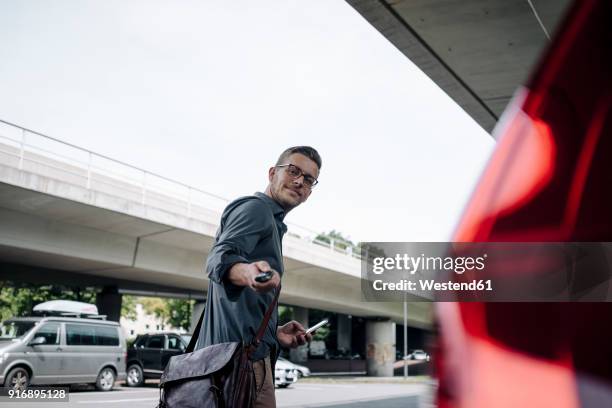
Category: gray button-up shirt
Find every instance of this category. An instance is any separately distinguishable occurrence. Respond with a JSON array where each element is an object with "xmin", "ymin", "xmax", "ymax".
[{"xmin": 195, "ymin": 192, "xmax": 287, "ymax": 361}]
